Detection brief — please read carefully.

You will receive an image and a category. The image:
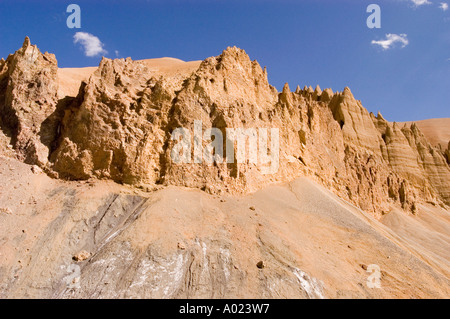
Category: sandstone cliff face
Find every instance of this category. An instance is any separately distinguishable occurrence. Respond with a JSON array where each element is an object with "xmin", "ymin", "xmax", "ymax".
[
  {"xmin": 0, "ymin": 38, "xmax": 449, "ymax": 217},
  {"xmin": 51, "ymin": 57, "xmax": 173, "ymax": 184},
  {"xmin": 0, "ymin": 37, "xmax": 59, "ymax": 166}
]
